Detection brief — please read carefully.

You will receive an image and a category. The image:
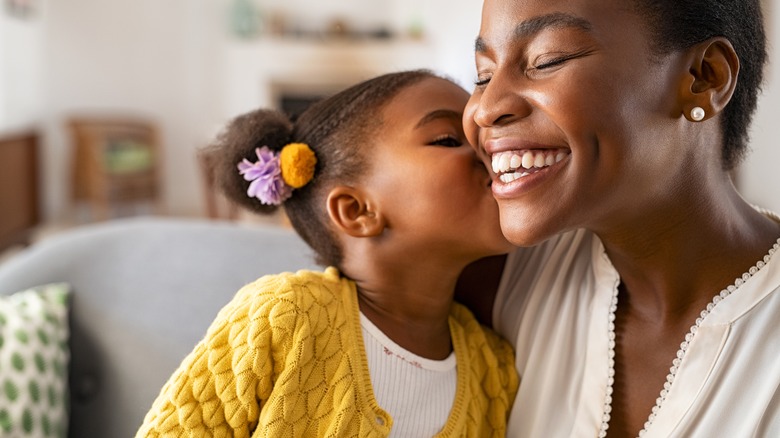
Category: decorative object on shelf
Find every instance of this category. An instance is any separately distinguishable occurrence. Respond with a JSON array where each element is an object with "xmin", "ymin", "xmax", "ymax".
[
  {"xmin": 407, "ymin": 14, "xmax": 425, "ymax": 40},
  {"xmin": 5, "ymin": 0, "xmax": 35, "ymax": 19},
  {"xmin": 267, "ymin": 11, "xmax": 288, "ymax": 37},
  {"xmin": 327, "ymin": 18, "xmax": 350, "ymax": 38},
  {"xmin": 229, "ymin": 0, "xmax": 259, "ymax": 39}
]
